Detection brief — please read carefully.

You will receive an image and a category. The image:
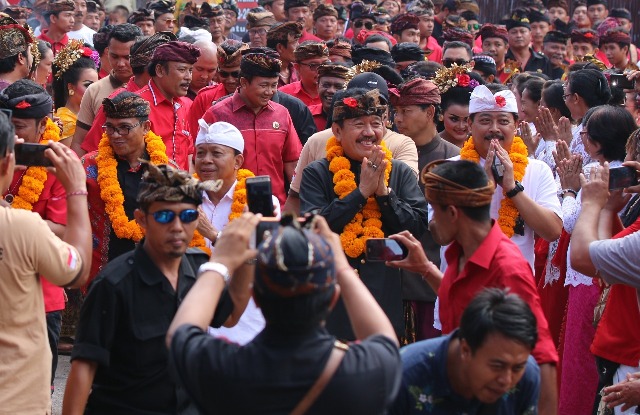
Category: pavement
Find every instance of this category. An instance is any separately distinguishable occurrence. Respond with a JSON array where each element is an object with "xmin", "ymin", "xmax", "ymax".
[{"xmin": 52, "ymin": 354, "xmax": 70, "ymax": 415}]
